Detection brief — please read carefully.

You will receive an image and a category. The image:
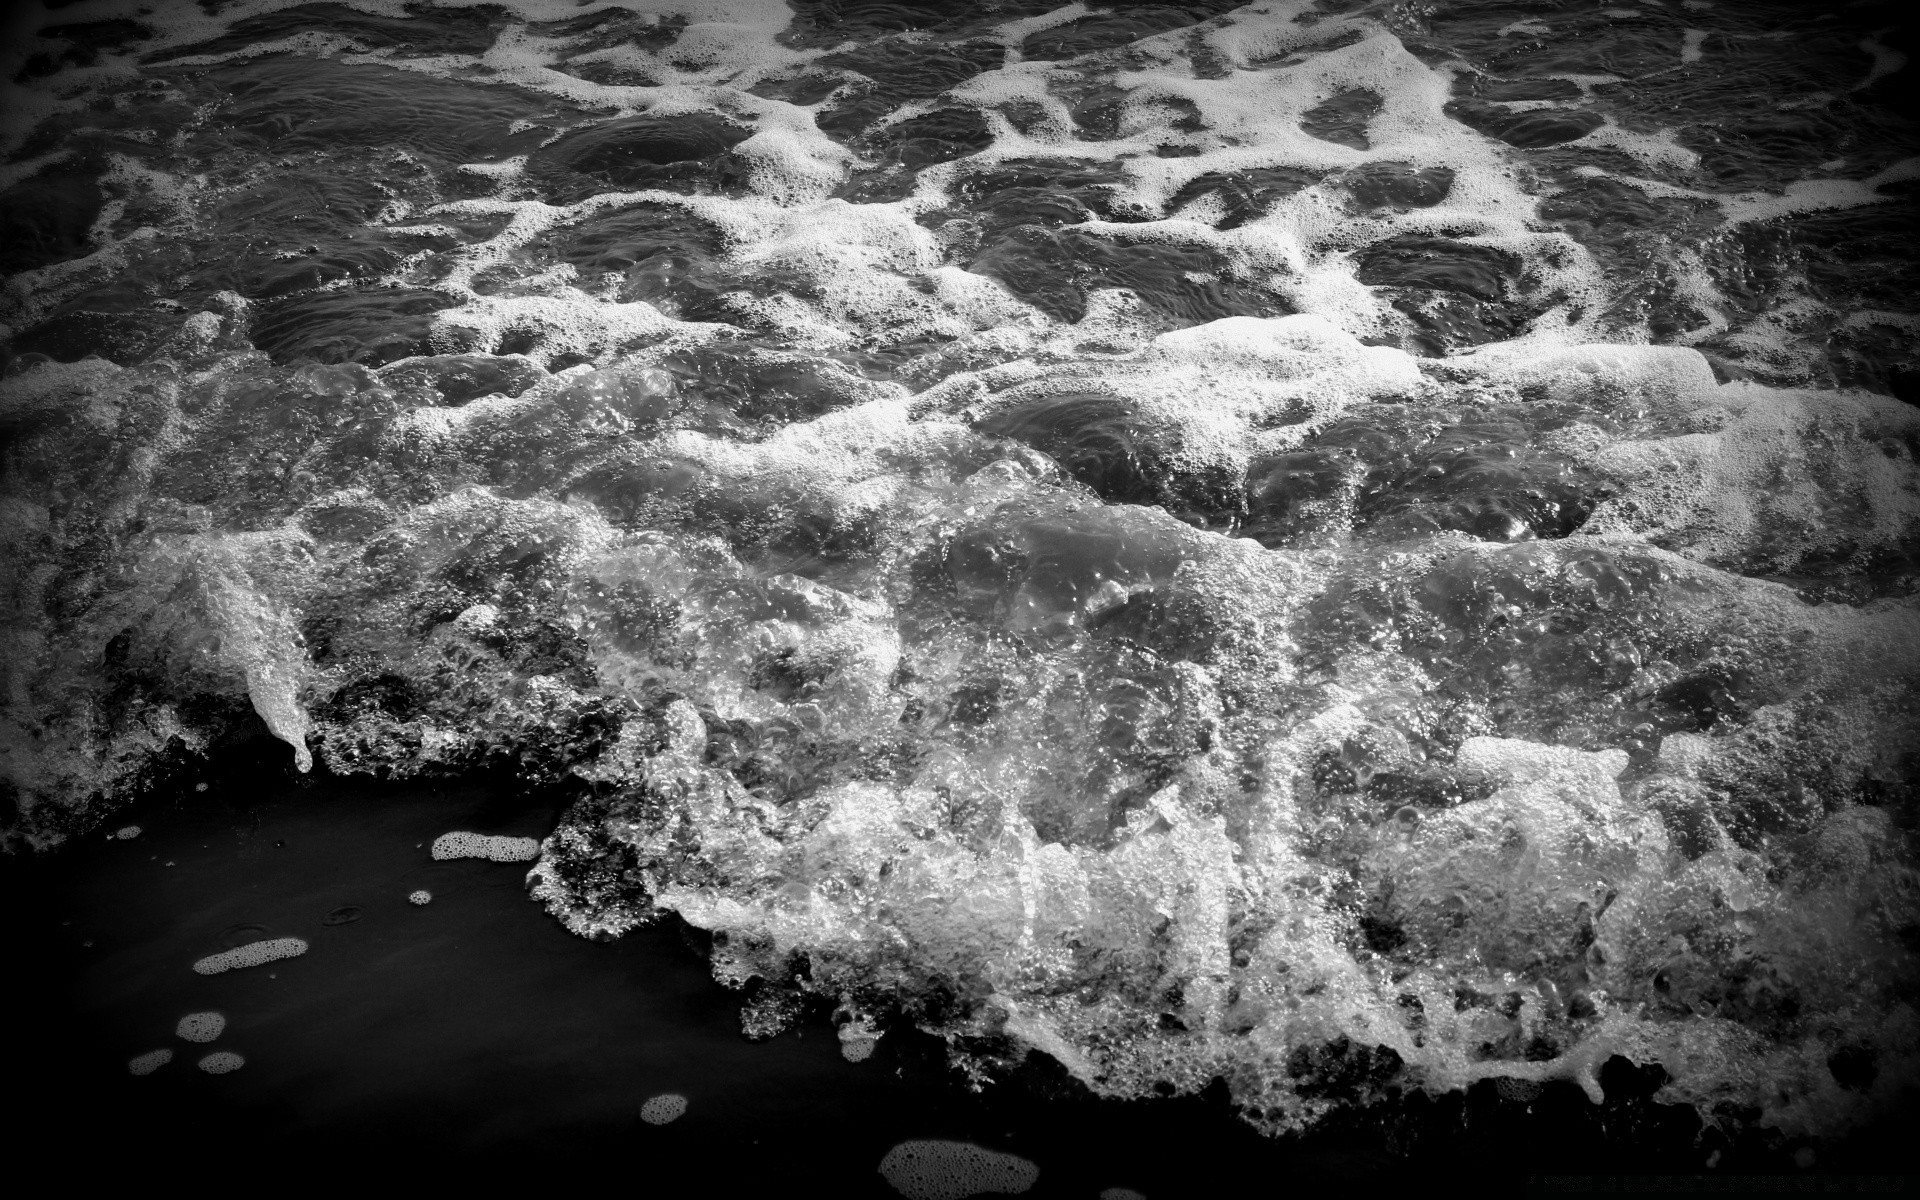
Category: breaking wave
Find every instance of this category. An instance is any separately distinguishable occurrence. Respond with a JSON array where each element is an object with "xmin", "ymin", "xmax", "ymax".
[{"xmin": 3, "ymin": 0, "xmax": 1917, "ymax": 1142}]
